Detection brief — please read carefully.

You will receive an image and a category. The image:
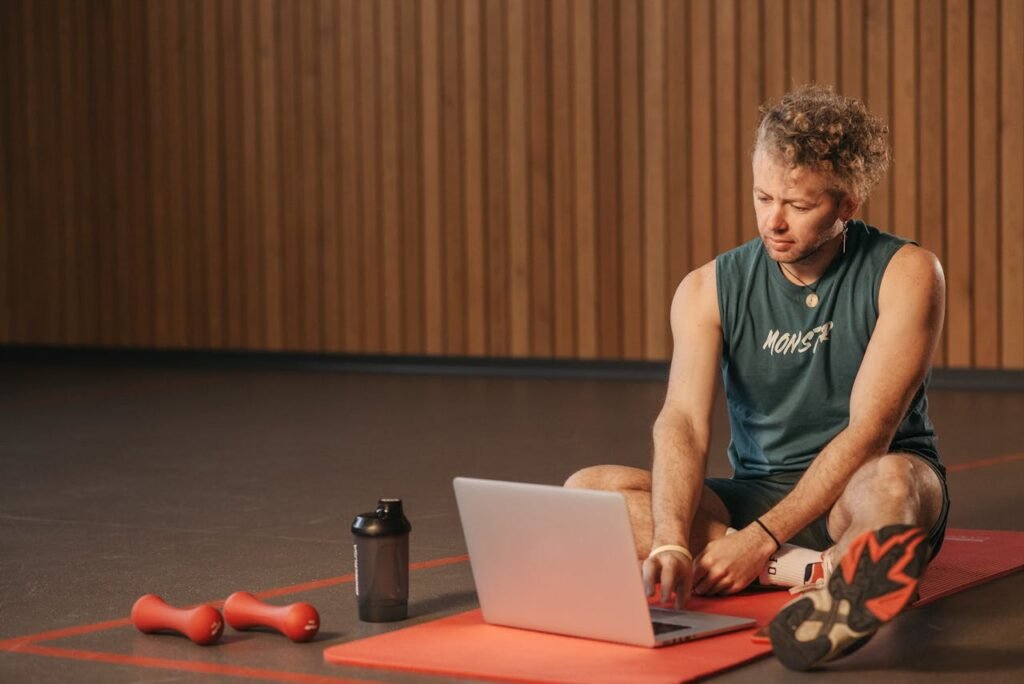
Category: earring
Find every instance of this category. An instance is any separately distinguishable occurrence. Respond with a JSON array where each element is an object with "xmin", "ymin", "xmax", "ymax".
[{"xmin": 842, "ymin": 221, "xmax": 848, "ymax": 255}]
